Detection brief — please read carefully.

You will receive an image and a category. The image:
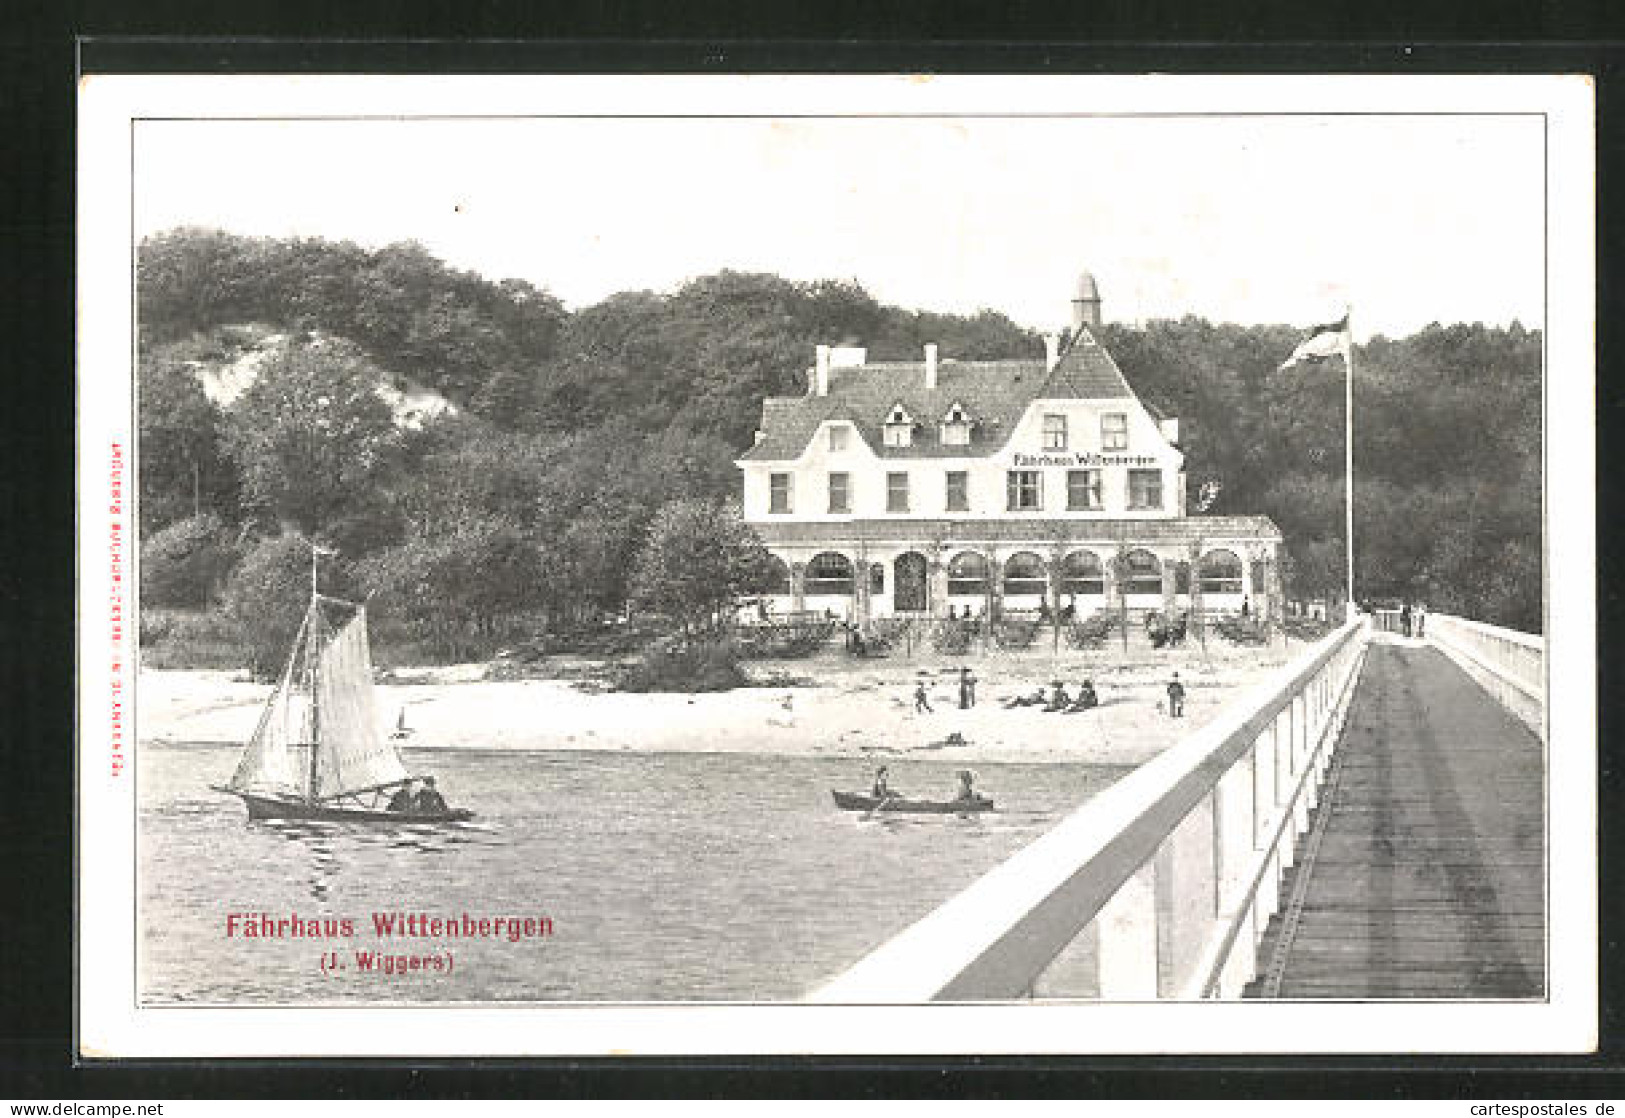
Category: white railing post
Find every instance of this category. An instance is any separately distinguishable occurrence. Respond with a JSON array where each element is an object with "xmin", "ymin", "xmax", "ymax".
[{"xmin": 1094, "ymin": 860, "xmax": 1159, "ymax": 998}]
